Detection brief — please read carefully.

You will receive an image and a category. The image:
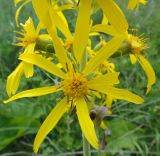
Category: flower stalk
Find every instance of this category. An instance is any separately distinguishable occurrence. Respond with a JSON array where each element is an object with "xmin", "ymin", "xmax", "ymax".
[{"xmin": 83, "ymin": 133, "xmax": 91, "ymax": 156}]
